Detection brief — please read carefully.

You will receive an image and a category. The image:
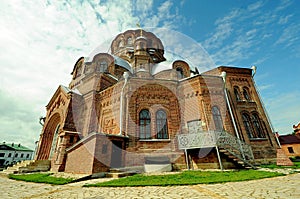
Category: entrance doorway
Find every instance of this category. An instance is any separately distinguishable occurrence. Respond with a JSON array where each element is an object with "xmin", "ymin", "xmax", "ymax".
[{"xmin": 110, "ymin": 141, "xmax": 123, "ymax": 168}]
